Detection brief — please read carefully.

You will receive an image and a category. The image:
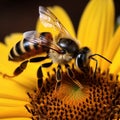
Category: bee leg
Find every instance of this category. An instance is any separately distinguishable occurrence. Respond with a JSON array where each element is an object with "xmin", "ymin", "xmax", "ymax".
[
  {"xmin": 65, "ymin": 64, "xmax": 75, "ymax": 79},
  {"xmin": 2, "ymin": 55, "xmax": 49, "ymax": 78},
  {"xmin": 89, "ymin": 54, "xmax": 112, "ymax": 78},
  {"xmin": 37, "ymin": 61, "xmax": 53, "ymax": 91},
  {"xmin": 3, "ymin": 60, "xmax": 28, "ymax": 78},
  {"xmin": 89, "ymin": 57, "xmax": 98, "ymax": 78},
  {"xmin": 37, "ymin": 66, "xmax": 44, "ymax": 90},
  {"xmin": 55, "ymin": 64, "xmax": 62, "ymax": 91},
  {"xmin": 65, "ymin": 64, "xmax": 83, "ymax": 89}
]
